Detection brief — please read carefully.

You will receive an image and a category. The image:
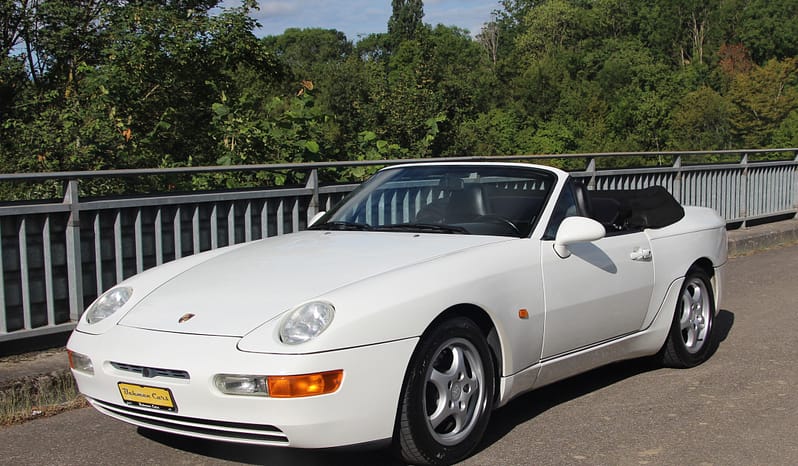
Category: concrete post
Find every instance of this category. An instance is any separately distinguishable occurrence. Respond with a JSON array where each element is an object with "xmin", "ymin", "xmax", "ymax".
[
  {"xmin": 585, "ymin": 157, "xmax": 596, "ymax": 190},
  {"xmin": 64, "ymin": 180, "xmax": 84, "ymax": 320},
  {"xmin": 794, "ymin": 153, "xmax": 798, "ymax": 213},
  {"xmin": 740, "ymin": 153, "xmax": 749, "ymax": 228},
  {"xmin": 673, "ymin": 155, "xmax": 682, "ymax": 203},
  {"xmin": 306, "ymin": 168, "xmax": 320, "ymax": 223}
]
